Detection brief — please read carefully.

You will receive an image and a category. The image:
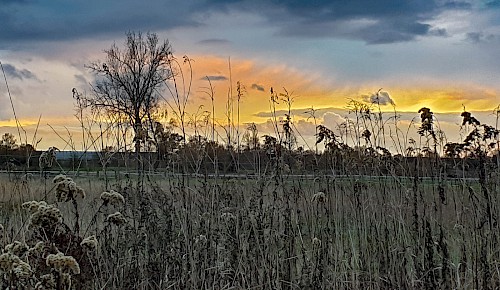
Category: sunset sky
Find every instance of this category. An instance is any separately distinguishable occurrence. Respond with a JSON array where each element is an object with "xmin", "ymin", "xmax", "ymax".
[{"xmin": 2, "ymin": 0, "xmax": 500, "ymax": 151}]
